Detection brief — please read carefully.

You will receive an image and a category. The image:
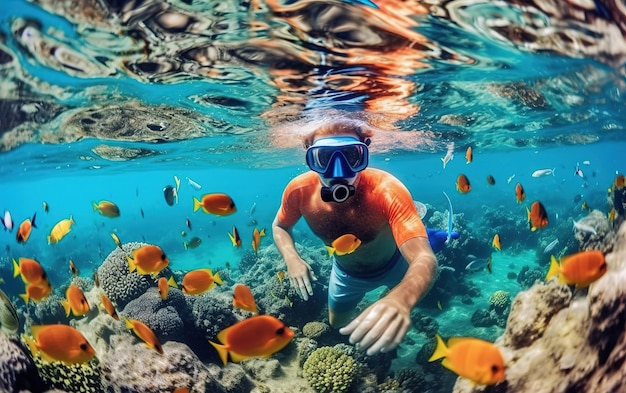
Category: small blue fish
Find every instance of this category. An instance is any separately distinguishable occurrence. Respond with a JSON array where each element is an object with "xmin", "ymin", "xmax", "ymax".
[
  {"xmin": 465, "ymin": 257, "xmax": 492, "ymax": 273},
  {"xmin": 442, "ymin": 191, "xmax": 453, "ymax": 243}
]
